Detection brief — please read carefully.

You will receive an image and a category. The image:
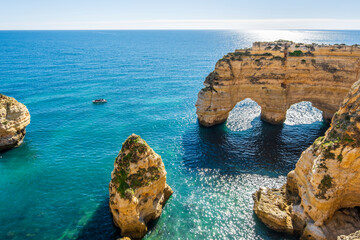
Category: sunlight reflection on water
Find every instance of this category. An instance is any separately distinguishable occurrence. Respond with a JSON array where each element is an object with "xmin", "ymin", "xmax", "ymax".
[
  {"xmin": 226, "ymin": 99, "xmax": 323, "ymax": 131},
  {"xmin": 1, "ymin": 29, "xmax": 349, "ymax": 240},
  {"xmin": 226, "ymin": 99, "xmax": 261, "ymax": 131},
  {"xmin": 285, "ymin": 102, "xmax": 323, "ymax": 125}
]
